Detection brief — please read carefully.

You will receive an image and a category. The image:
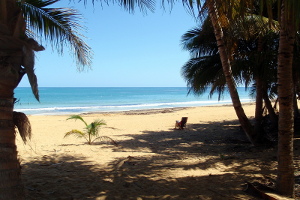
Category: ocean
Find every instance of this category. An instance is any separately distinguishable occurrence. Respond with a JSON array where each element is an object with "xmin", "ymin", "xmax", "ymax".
[{"xmin": 14, "ymin": 87, "xmax": 253, "ymax": 115}]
